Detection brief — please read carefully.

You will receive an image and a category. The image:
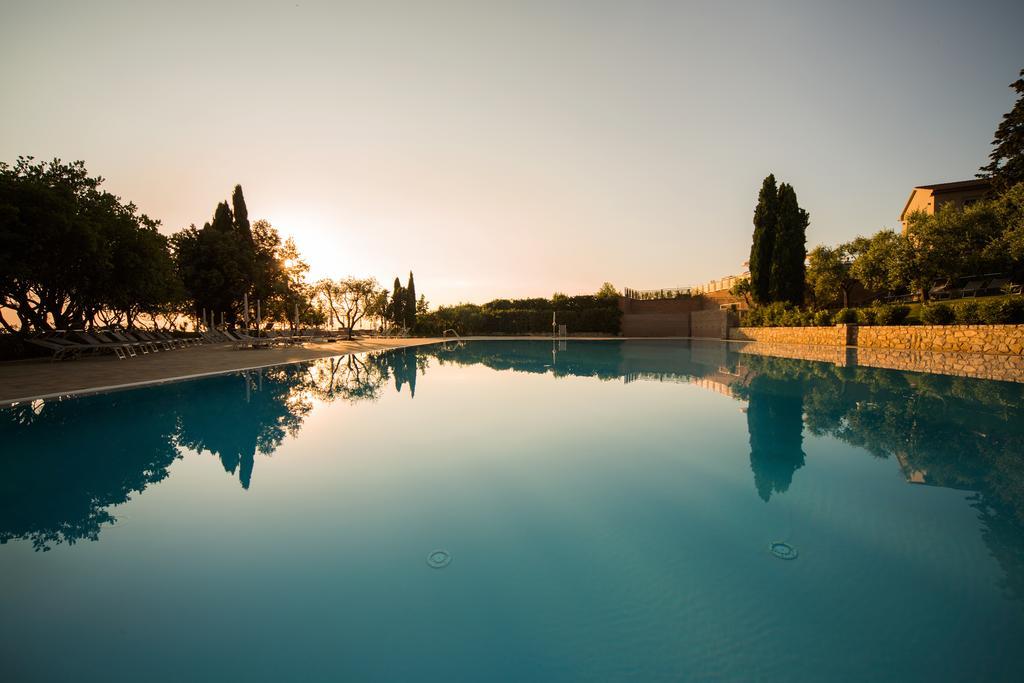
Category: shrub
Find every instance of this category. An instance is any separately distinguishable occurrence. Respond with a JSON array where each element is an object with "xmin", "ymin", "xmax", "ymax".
[
  {"xmin": 813, "ymin": 310, "xmax": 833, "ymax": 326},
  {"xmin": 856, "ymin": 308, "xmax": 877, "ymax": 325},
  {"xmin": 953, "ymin": 300, "xmax": 982, "ymax": 325},
  {"xmin": 746, "ymin": 302, "xmax": 791, "ymax": 327},
  {"xmin": 873, "ymin": 304, "xmax": 910, "ymax": 325},
  {"xmin": 920, "ymin": 303, "xmax": 955, "ymax": 325},
  {"xmin": 833, "ymin": 308, "xmax": 857, "ymax": 324},
  {"xmin": 978, "ymin": 298, "xmax": 1024, "ymax": 324}
]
